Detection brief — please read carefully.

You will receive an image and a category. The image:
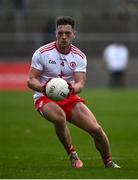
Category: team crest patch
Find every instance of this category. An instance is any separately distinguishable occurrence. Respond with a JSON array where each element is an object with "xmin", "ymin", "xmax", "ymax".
[{"xmin": 70, "ymin": 61, "xmax": 76, "ymax": 69}]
